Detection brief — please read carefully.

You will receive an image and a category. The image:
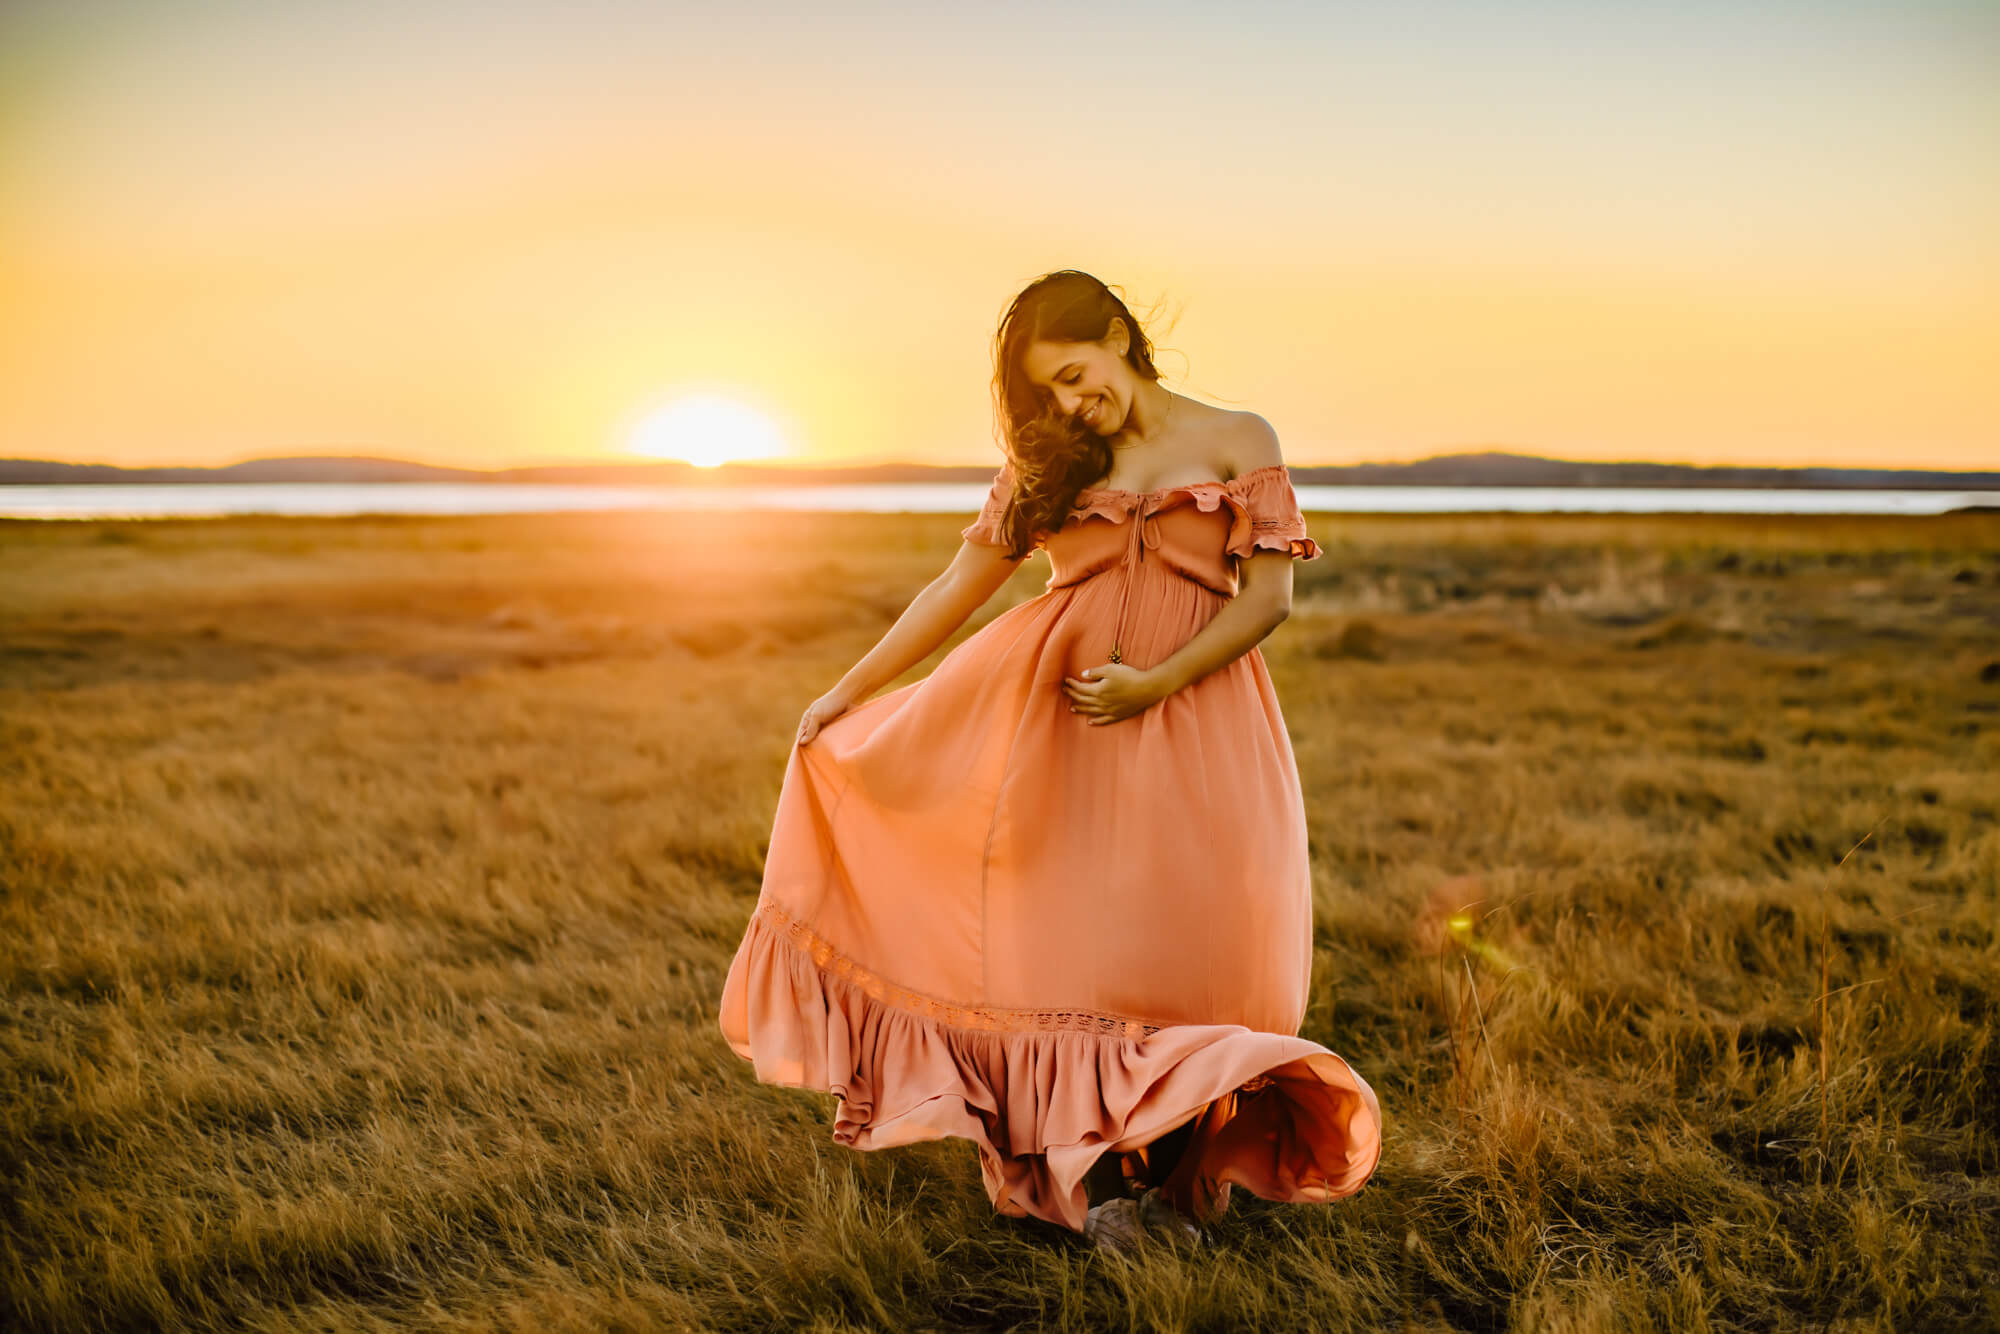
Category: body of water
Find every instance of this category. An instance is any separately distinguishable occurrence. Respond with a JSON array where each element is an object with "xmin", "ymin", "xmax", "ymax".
[{"xmin": 1, "ymin": 482, "xmax": 1995, "ymax": 520}]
